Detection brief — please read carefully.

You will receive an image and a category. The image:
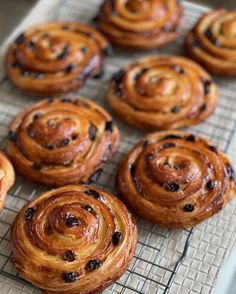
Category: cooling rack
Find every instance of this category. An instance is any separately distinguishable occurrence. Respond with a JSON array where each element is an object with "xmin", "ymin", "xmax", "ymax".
[{"xmin": 1, "ymin": 1, "xmax": 236, "ymax": 293}]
